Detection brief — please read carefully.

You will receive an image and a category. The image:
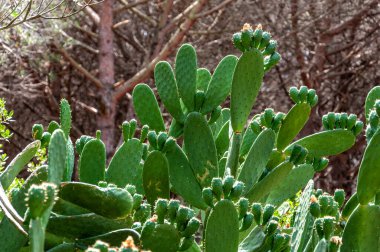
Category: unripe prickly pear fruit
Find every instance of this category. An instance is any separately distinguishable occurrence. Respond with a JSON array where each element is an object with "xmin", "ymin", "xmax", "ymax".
[
  {"xmin": 265, "ymin": 220, "xmax": 278, "ymax": 236},
  {"xmin": 230, "ymin": 181, "xmax": 245, "ymax": 200},
  {"xmin": 223, "ymin": 176, "xmax": 235, "ymax": 196},
  {"xmin": 26, "ymin": 183, "xmax": 57, "ymax": 219},
  {"xmin": 147, "ymin": 131, "xmax": 158, "ymax": 149},
  {"xmin": 294, "ymin": 148, "xmax": 308, "ymax": 165},
  {"xmin": 157, "ymin": 132, "xmax": 168, "ymax": 150},
  {"xmin": 352, "ymin": 121, "xmax": 363, "ymax": 136},
  {"xmin": 253, "ymin": 24, "xmax": 263, "ymax": 48},
  {"xmin": 369, "ymin": 110, "xmax": 379, "ymax": 128},
  {"xmin": 298, "ymin": 86, "xmax": 308, "ymax": 102},
  {"xmin": 202, "ymin": 188, "xmax": 214, "ymax": 207},
  {"xmin": 333, "ymin": 189, "xmax": 345, "ymax": 208},
  {"xmin": 272, "ymin": 112, "xmax": 285, "ymax": 132},
  {"xmin": 264, "ymin": 52, "xmax": 281, "ymax": 72},
  {"xmin": 238, "ymin": 198, "xmax": 250, "ymax": 219},
  {"xmin": 309, "ymin": 95, "xmax": 318, "ymax": 107},
  {"xmin": 141, "ymin": 220, "xmax": 156, "ymax": 238},
  {"xmin": 182, "ymin": 217, "xmax": 200, "ymax": 237},
  {"xmin": 133, "ymin": 203, "xmax": 151, "ymax": 223},
  {"xmin": 47, "ymin": 120, "xmax": 60, "ymax": 134},
  {"xmin": 161, "ymin": 137, "xmax": 175, "ymax": 153},
  {"xmin": 319, "ymin": 195, "xmax": 329, "ymax": 216},
  {"xmin": 155, "ymin": 199, "xmax": 168, "ymax": 224},
  {"xmin": 307, "ymin": 89, "xmax": 316, "ymax": 104},
  {"xmin": 322, "ymin": 115, "xmax": 329, "ymax": 130},
  {"xmin": 132, "ymin": 194, "xmax": 143, "ymax": 210},
  {"xmin": 140, "ymin": 125, "xmax": 149, "ymax": 143},
  {"xmin": 194, "ymin": 90, "xmax": 206, "ymax": 112},
  {"xmin": 315, "ymin": 218, "xmax": 324, "ymax": 239},
  {"xmin": 323, "ymin": 217, "xmax": 334, "ymax": 240},
  {"xmin": 315, "ymin": 189, "xmax": 323, "ymax": 198},
  {"xmin": 251, "ymin": 203, "xmax": 263, "ymax": 225},
  {"xmin": 258, "ymin": 29, "xmax": 270, "ymax": 50},
  {"xmin": 232, "ymin": 32, "xmax": 244, "ymax": 52},
  {"xmin": 32, "ymin": 124, "xmax": 43, "ymax": 140},
  {"xmin": 263, "ymin": 40, "xmax": 277, "ymax": 56},
  {"xmin": 263, "ymin": 108, "xmax": 275, "ymax": 127},
  {"xmin": 289, "ymin": 145, "xmax": 302, "ymax": 163},
  {"xmin": 334, "ymin": 113, "xmax": 341, "ymax": 128},
  {"xmin": 208, "ymin": 106, "xmax": 222, "ymax": 124},
  {"xmin": 41, "ymin": 132, "xmax": 51, "ymax": 148},
  {"xmin": 167, "ymin": 199, "xmax": 180, "ymax": 223},
  {"xmin": 125, "ymin": 185, "xmax": 136, "ymax": 195},
  {"xmin": 122, "ymin": 121, "xmax": 130, "ymax": 142},
  {"xmin": 327, "ymin": 112, "xmax": 336, "ymax": 130},
  {"xmin": 262, "ymin": 204, "xmax": 275, "ymax": 225},
  {"xmin": 346, "ymin": 114, "xmax": 357, "ymax": 130},
  {"xmin": 241, "ymin": 23, "xmax": 253, "ymax": 49},
  {"xmin": 250, "ymin": 120, "xmax": 262, "ymax": 134},
  {"xmin": 176, "ymin": 207, "xmax": 191, "ymax": 230},
  {"xmin": 211, "ymin": 178, "xmax": 223, "ymax": 200},
  {"xmin": 289, "ymin": 87, "xmax": 299, "ymax": 103},
  {"xmin": 310, "ymin": 201, "xmax": 321, "ymax": 218},
  {"xmin": 340, "ymin": 113, "xmax": 348, "ymax": 129},
  {"xmin": 240, "ymin": 213, "xmax": 254, "ymax": 231},
  {"xmin": 272, "ymin": 233, "xmax": 285, "ymax": 252},
  {"xmin": 313, "ymin": 157, "xmax": 329, "ymax": 172},
  {"xmin": 179, "ymin": 236, "xmax": 194, "ymax": 251}
]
